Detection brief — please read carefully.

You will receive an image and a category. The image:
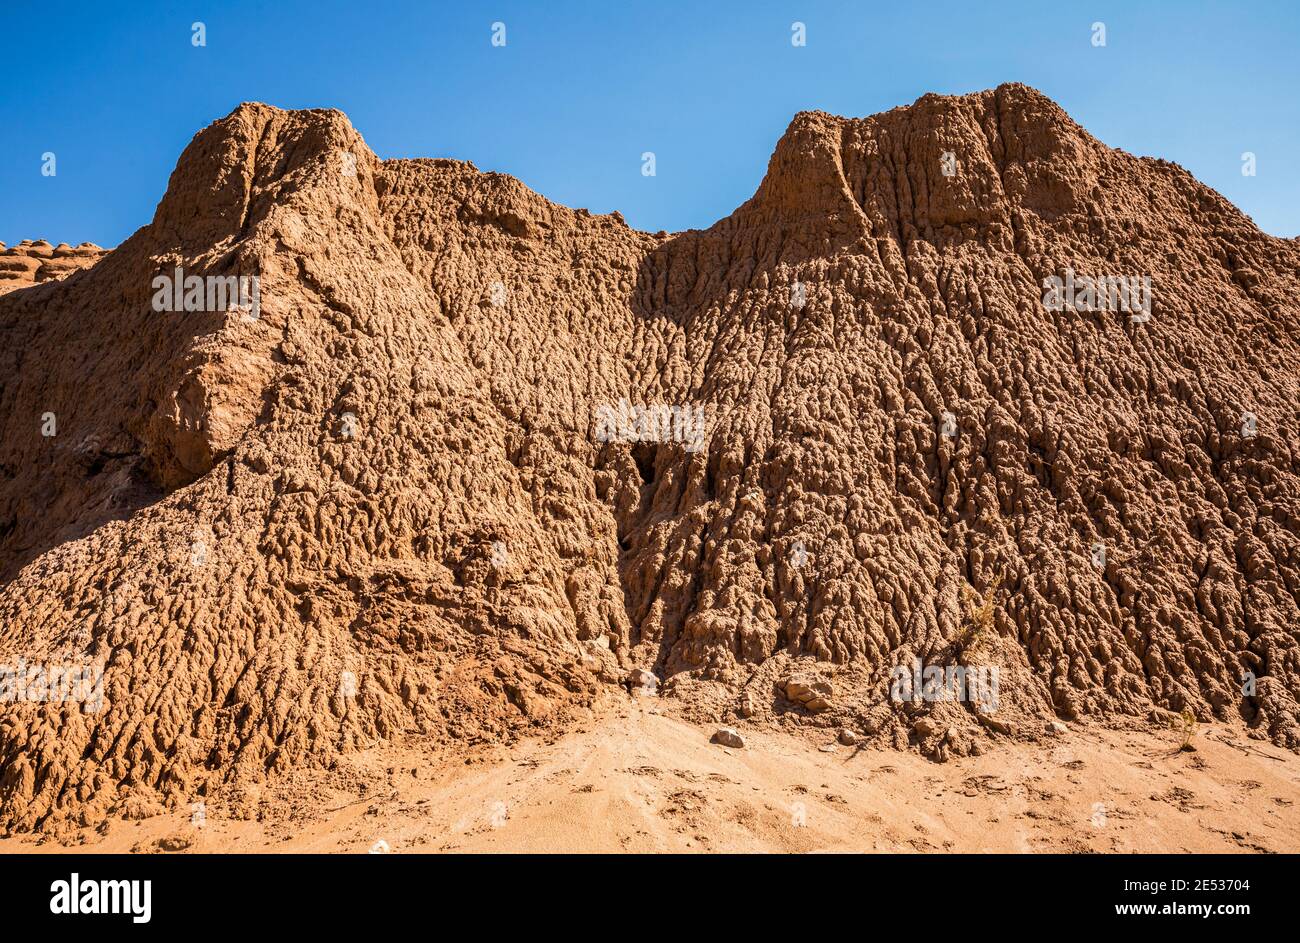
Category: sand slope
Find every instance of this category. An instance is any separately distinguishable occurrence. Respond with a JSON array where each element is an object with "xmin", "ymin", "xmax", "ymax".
[{"xmin": 3, "ymin": 694, "xmax": 1296, "ymax": 853}]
